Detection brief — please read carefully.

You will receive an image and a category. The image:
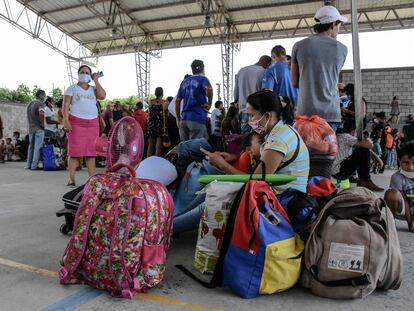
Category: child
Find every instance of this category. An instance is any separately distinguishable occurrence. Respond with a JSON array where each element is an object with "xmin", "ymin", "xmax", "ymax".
[
  {"xmin": 5, "ymin": 138, "xmax": 14, "ymax": 161},
  {"xmin": 384, "ymin": 141, "xmax": 414, "ymax": 232},
  {"xmin": 201, "ymin": 132, "xmax": 263, "ymax": 174}
]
